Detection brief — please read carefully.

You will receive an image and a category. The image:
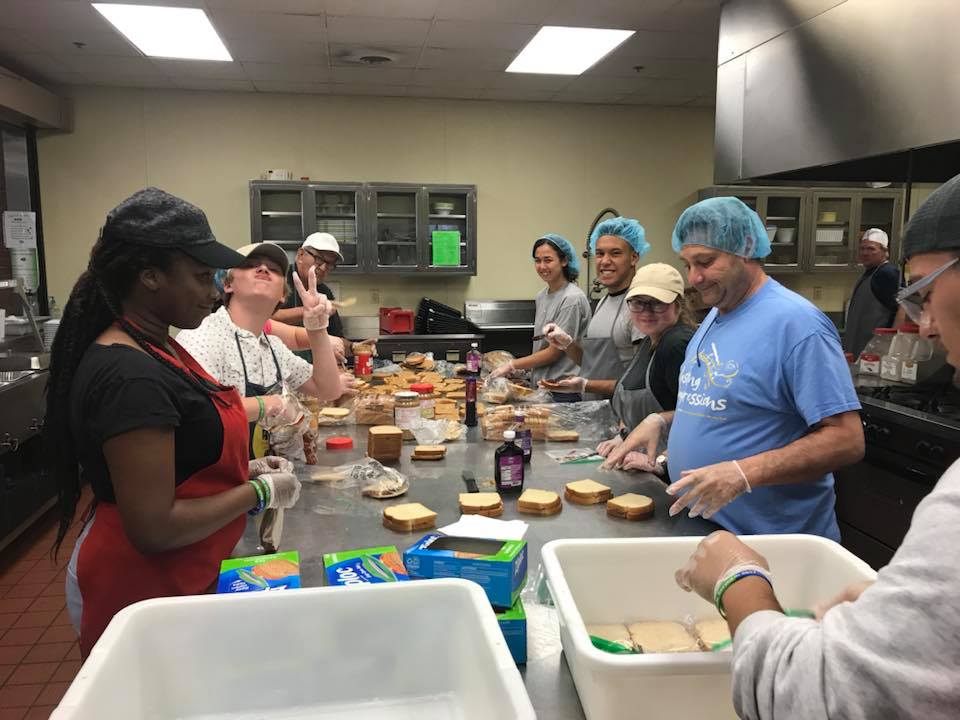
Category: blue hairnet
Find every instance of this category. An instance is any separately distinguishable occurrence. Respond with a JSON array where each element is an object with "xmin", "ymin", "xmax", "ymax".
[
  {"xmin": 589, "ymin": 216, "xmax": 650, "ymax": 257},
  {"xmin": 214, "ymin": 268, "xmax": 229, "ymax": 294},
  {"xmin": 533, "ymin": 233, "xmax": 580, "ymax": 280},
  {"xmin": 671, "ymin": 197, "xmax": 771, "ymax": 259}
]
